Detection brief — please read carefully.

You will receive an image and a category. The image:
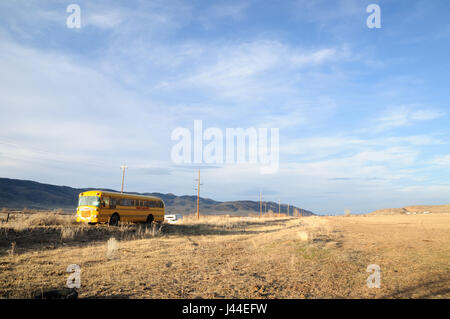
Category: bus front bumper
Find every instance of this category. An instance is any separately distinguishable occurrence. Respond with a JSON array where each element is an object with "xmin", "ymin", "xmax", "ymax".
[{"xmin": 77, "ymin": 216, "xmax": 99, "ymax": 223}]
